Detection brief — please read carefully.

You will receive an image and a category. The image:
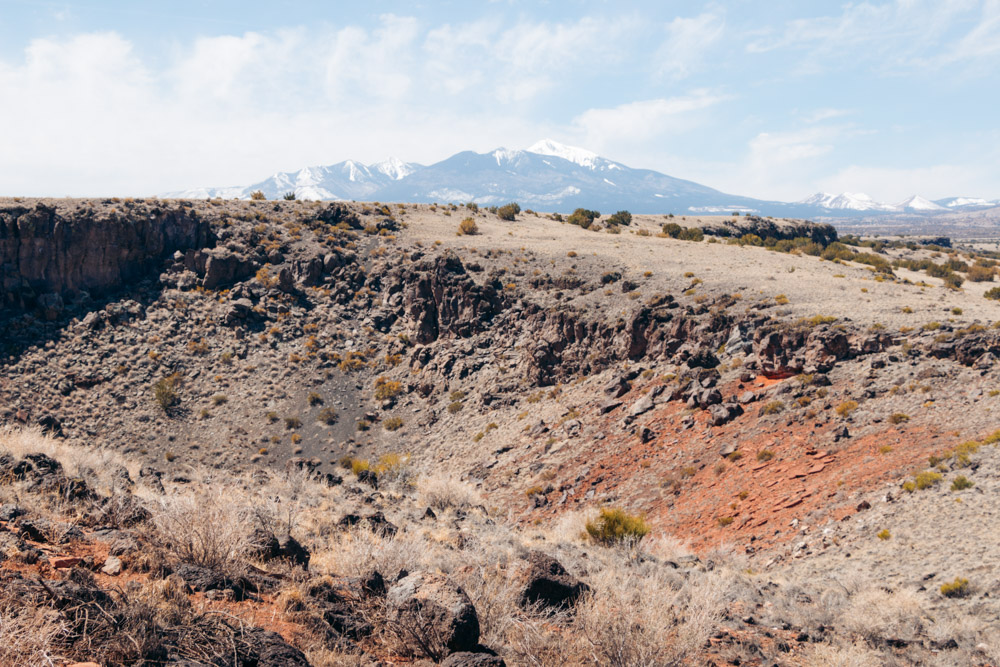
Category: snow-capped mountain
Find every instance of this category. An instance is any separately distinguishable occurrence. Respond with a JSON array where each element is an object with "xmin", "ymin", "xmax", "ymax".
[
  {"xmin": 897, "ymin": 195, "xmax": 945, "ymax": 212},
  {"xmin": 167, "ymin": 139, "xmax": 997, "ymax": 219},
  {"xmin": 167, "ymin": 157, "xmax": 422, "ymax": 201},
  {"xmin": 935, "ymin": 197, "xmax": 999, "ymax": 209},
  {"xmin": 799, "ymin": 192, "xmax": 898, "ymax": 212}
]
